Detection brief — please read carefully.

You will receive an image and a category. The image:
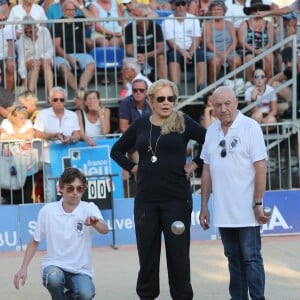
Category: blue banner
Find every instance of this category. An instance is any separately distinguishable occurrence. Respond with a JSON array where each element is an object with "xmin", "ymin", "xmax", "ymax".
[
  {"xmin": 49, "ymin": 138, "xmax": 124, "ymax": 203},
  {"xmin": 0, "ymin": 190, "xmax": 299, "ymax": 252},
  {"xmin": 261, "ymin": 190, "xmax": 300, "ymax": 235},
  {"xmin": 0, "ymin": 205, "xmax": 20, "ymax": 252},
  {"xmin": 18, "ymin": 204, "xmax": 46, "ymax": 251}
]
